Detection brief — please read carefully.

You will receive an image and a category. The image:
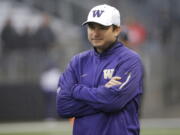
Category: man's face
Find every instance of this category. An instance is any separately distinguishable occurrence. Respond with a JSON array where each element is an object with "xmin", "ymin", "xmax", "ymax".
[{"xmin": 87, "ymin": 22, "xmax": 120, "ymax": 53}]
